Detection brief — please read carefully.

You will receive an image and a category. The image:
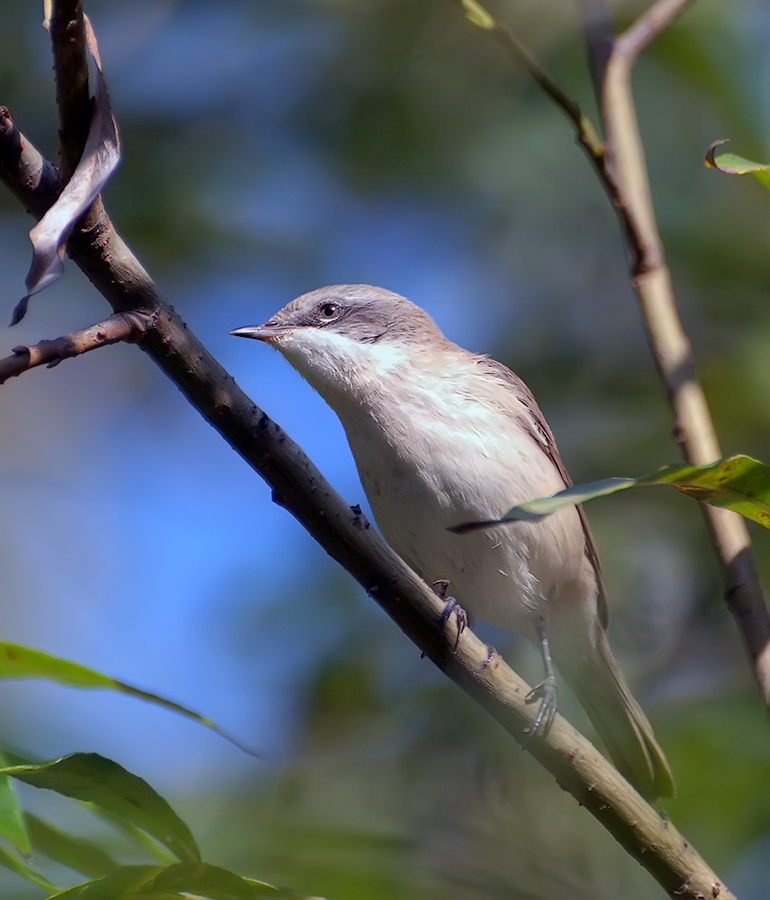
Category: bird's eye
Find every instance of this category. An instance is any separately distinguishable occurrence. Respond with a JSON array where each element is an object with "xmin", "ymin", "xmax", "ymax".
[{"xmin": 318, "ymin": 302, "xmax": 340, "ymax": 322}]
